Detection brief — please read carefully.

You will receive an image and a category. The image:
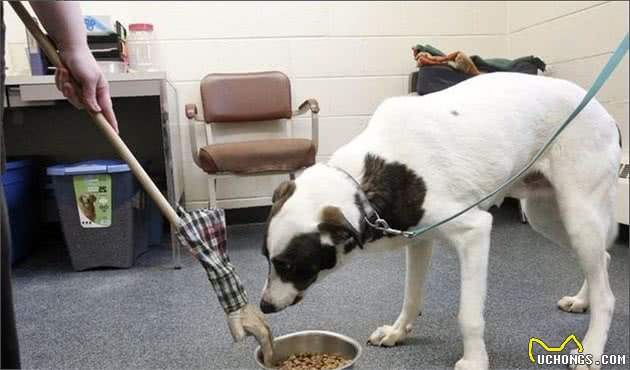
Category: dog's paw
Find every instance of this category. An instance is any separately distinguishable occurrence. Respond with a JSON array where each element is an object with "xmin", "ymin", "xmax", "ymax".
[
  {"xmin": 367, "ymin": 324, "xmax": 410, "ymax": 347},
  {"xmin": 454, "ymin": 357, "xmax": 488, "ymax": 370},
  {"xmin": 558, "ymin": 295, "xmax": 589, "ymax": 313},
  {"xmin": 568, "ymin": 349, "xmax": 601, "ymax": 370}
]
